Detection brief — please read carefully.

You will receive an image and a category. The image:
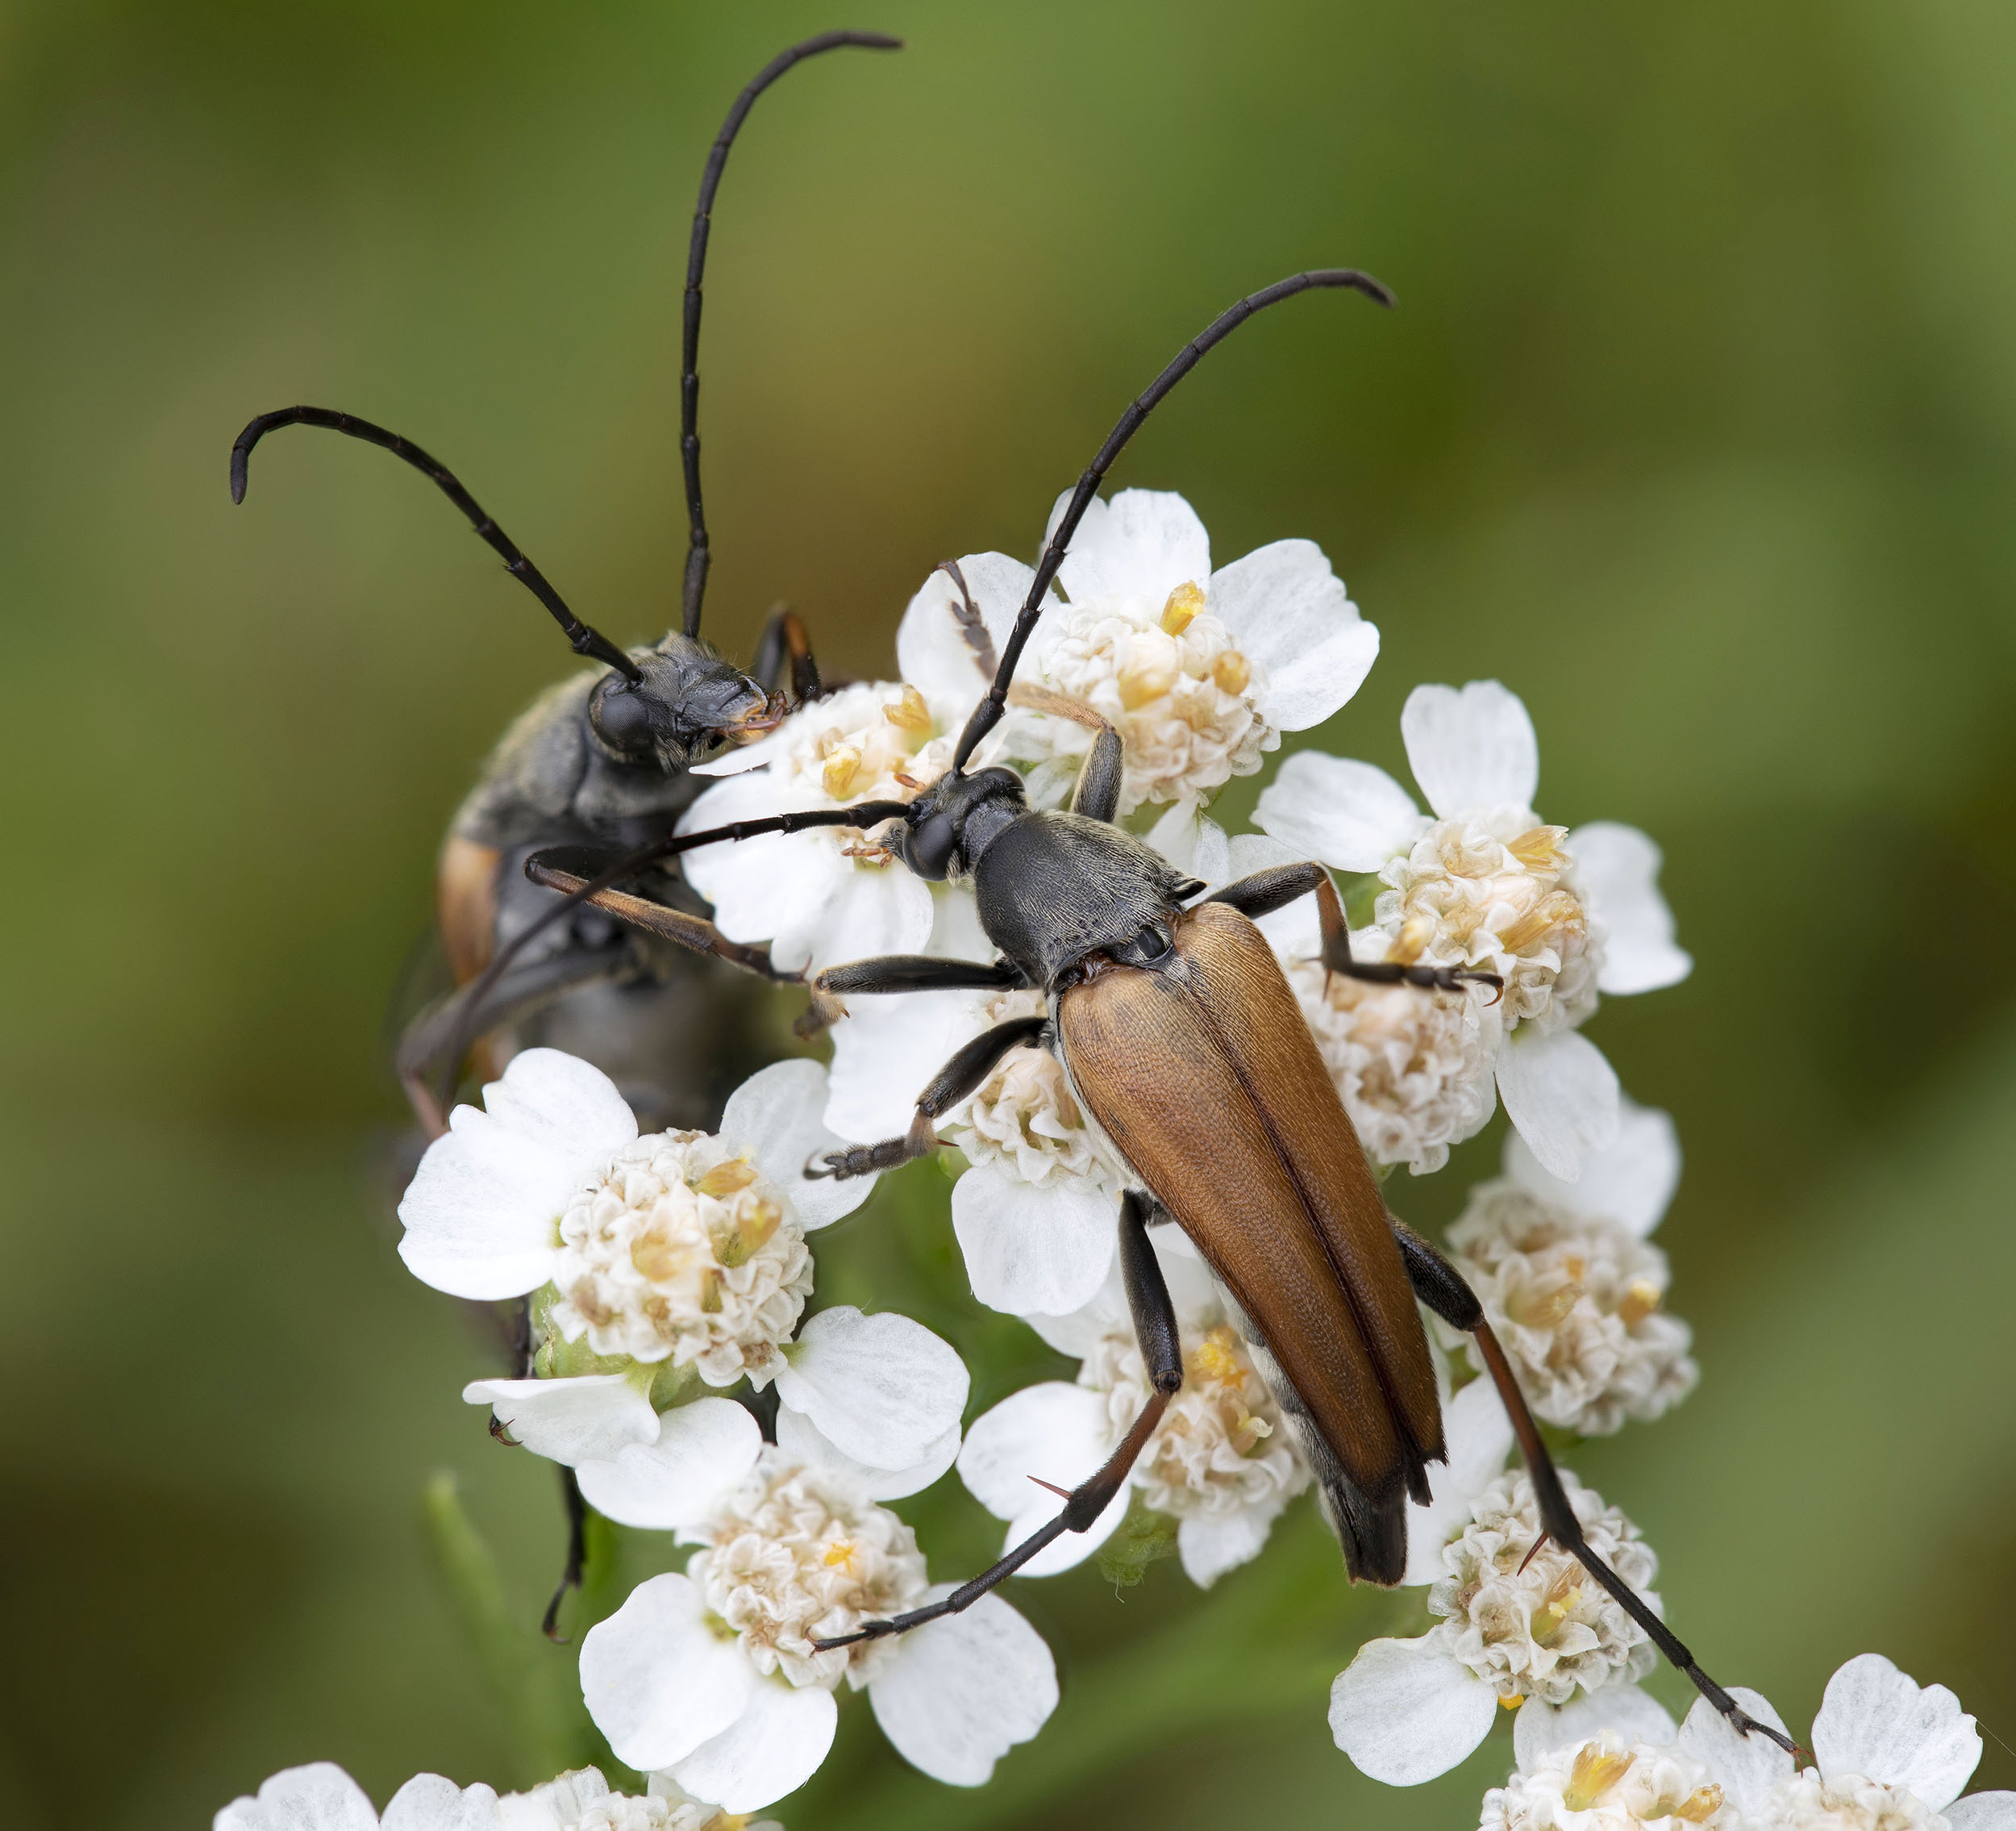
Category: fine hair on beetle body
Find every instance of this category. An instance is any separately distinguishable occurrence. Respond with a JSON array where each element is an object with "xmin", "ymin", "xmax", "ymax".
[
  {"xmin": 227, "ymin": 31, "xmax": 904, "ymax": 1141},
  {"xmin": 516, "ymin": 257, "xmax": 1799, "ymax": 1759}
]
